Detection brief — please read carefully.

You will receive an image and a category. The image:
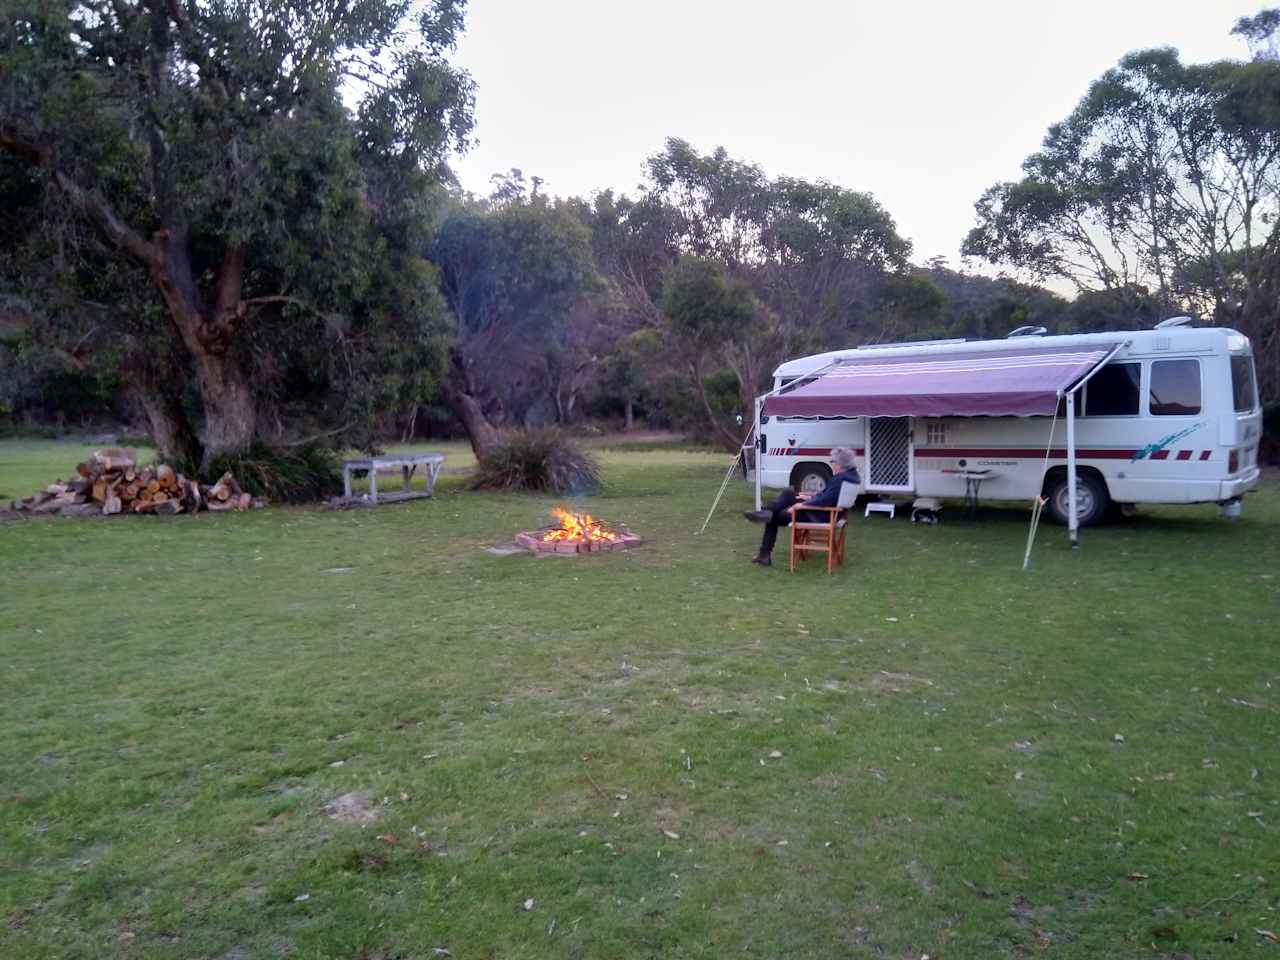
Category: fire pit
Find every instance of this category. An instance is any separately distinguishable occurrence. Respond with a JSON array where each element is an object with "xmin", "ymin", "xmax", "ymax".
[{"xmin": 514, "ymin": 507, "xmax": 642, "ymax": 554}]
